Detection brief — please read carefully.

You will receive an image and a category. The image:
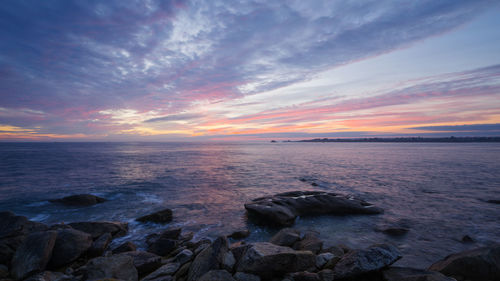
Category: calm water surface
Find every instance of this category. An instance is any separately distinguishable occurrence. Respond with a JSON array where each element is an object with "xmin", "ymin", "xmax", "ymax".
[{"xmin": 0, "ymin": 142, "xmax": 499, "ymax": 268}]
